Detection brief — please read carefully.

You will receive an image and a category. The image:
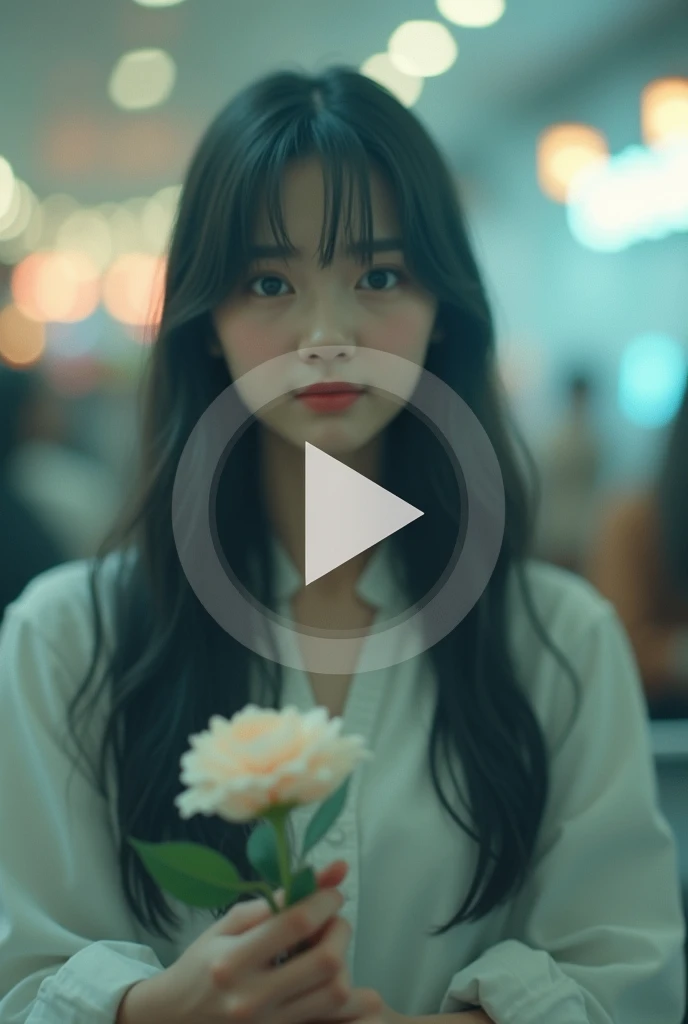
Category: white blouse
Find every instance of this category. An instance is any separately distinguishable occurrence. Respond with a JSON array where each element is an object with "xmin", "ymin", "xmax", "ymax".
[{"xmin": 0, "ymin": 544, "xmax": 685, "ymax": 1024}]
